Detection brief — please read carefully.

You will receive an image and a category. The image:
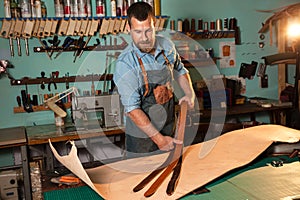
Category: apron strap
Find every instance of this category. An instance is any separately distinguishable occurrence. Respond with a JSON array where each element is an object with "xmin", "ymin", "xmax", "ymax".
[
  {"xmin": 135, "ymin": 51, "xmax": 174, "ymax": 97},
  {"xmin": 161, "ymin": 51, "xmax": 174, "ymax": 81},
  {"xmin": 136, "ymin": 53, "xmax": 150, "ymax": 97}
]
